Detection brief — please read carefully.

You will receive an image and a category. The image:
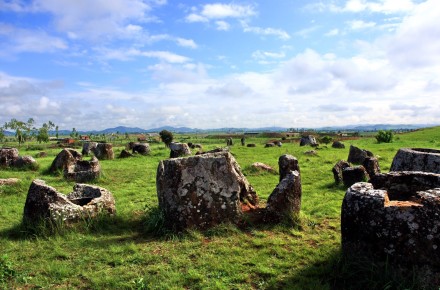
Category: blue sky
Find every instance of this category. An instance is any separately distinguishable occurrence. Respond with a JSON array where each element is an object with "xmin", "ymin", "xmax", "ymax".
[{"xmin": 0, "ymin": 0, "xmax": 439, "ymax": 130}]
